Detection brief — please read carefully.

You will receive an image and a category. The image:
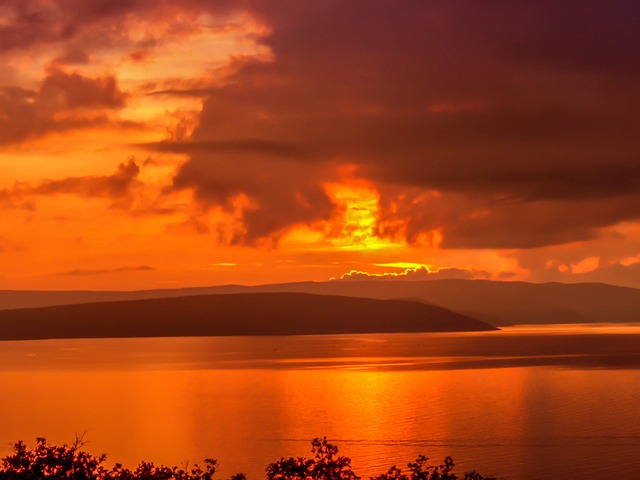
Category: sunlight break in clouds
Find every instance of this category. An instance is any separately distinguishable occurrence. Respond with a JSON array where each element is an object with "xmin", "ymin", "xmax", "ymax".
[{"xmin": 335, "ymin": 265, "xmax": 490, "ymax": 282}]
